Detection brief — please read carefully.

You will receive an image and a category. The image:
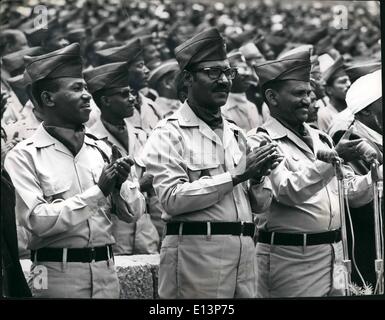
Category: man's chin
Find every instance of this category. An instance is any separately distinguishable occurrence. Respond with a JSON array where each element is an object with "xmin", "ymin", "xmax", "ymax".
[{"xmin": 125, "ymin": 110, "xmax": 134, "ymax": 118}]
